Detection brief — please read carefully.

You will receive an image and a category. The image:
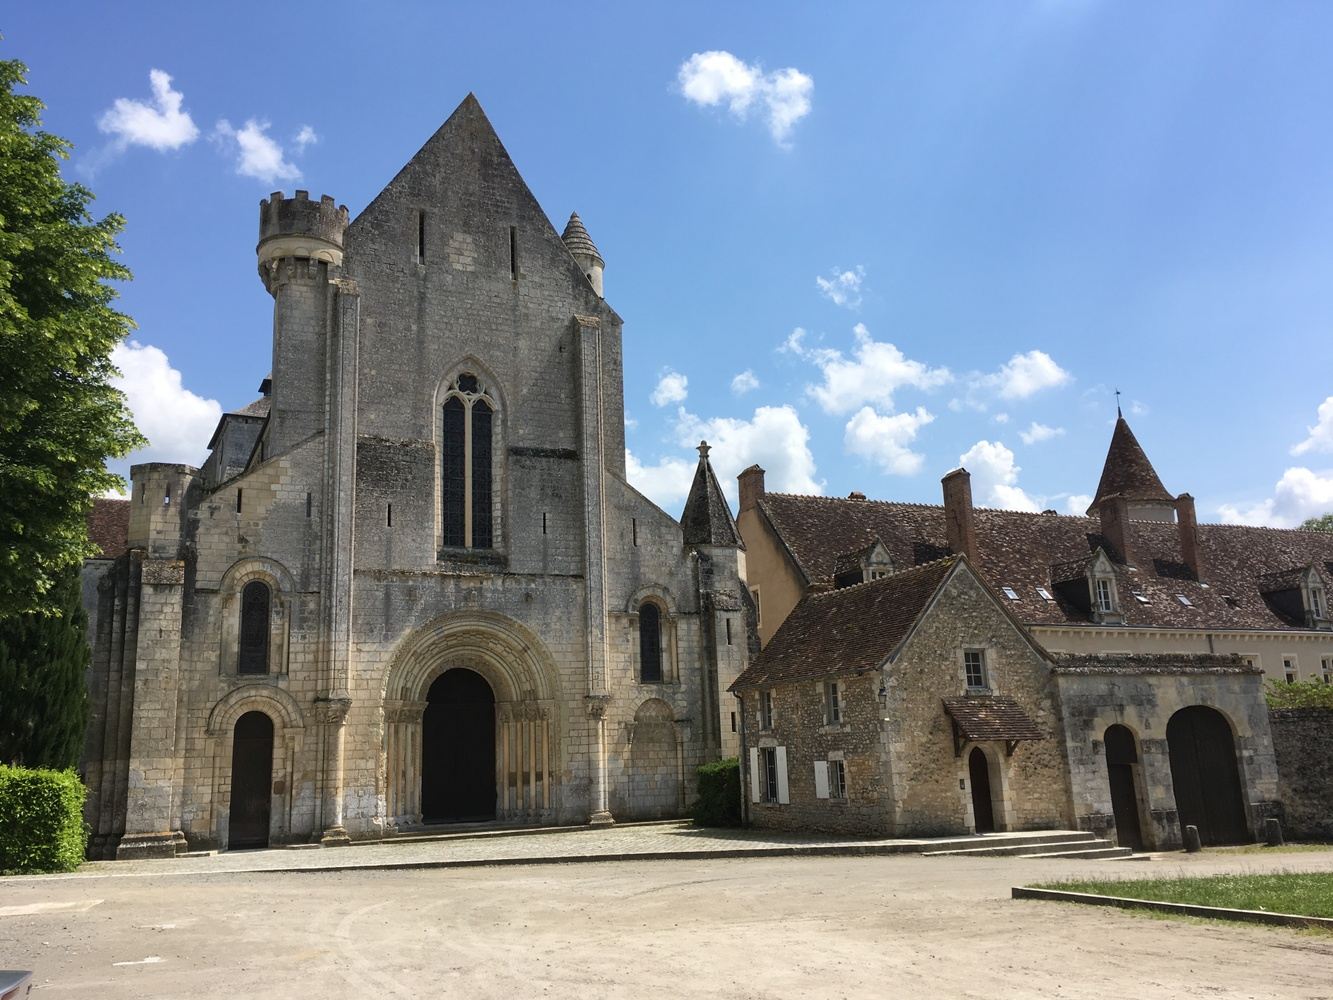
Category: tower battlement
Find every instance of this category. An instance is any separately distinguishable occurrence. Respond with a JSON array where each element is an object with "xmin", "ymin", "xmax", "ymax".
[{"xmin": 257, "ymin": 190, "xmax": 349, "ymax": 285}]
